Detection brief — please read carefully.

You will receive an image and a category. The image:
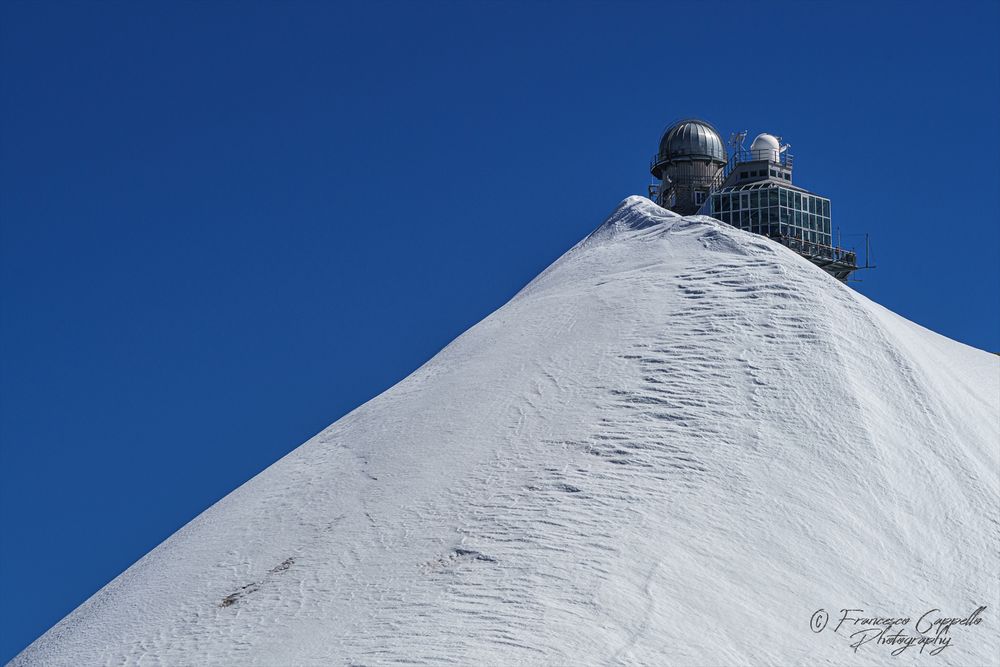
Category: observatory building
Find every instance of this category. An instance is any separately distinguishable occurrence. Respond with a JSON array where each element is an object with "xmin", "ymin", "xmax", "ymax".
[{"xmin": 649, "ymin": 119, "xmax": 860, "ymax": 281}]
